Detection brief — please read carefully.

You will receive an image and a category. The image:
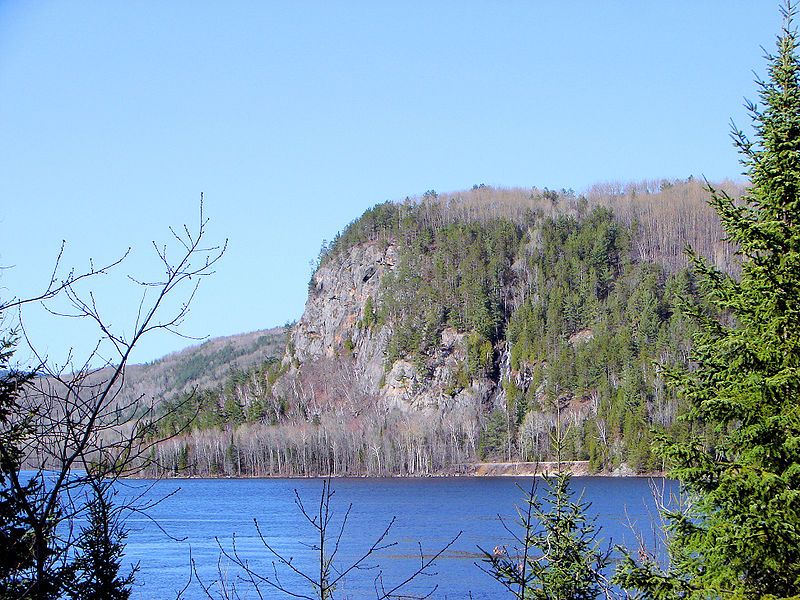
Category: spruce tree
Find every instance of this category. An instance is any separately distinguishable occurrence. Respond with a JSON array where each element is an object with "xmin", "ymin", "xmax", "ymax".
[
  {"xmin": 485, "ymin": 472, "xmax": 613, "ymax": 600},
  {"xmin": 0, "ymin": 333, "xmax": 36, "ymax": 597},
  {"xmin": 617, "ymin": 4, "xmax": 800, "ymax": 598},
  {"xmin": 481, "ymin": 431, "xmax": 613, "ymax": 599},
  {"xmin": 0, "ymin": 331, "xmax": 60, "ymax": 599},
  {"xmin": 66, "ymin": 484, "xmax": 137, "ymax": 600}
]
